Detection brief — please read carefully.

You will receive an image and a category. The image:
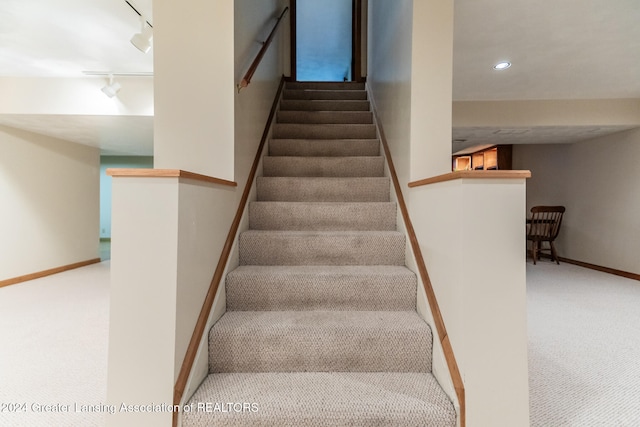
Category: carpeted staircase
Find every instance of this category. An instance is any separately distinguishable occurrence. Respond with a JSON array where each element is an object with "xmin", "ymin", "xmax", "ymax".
[{"xmin": 183, "ymin": 82, "xmax": 456, "ymax": 426}]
